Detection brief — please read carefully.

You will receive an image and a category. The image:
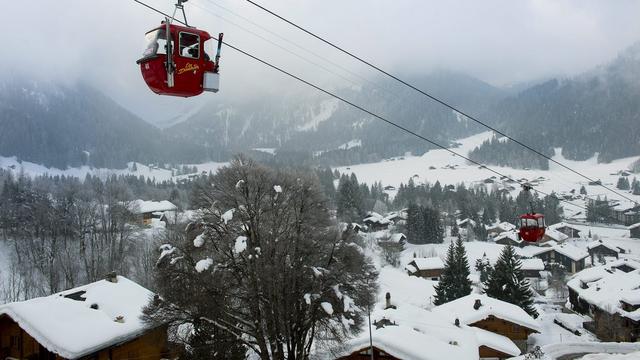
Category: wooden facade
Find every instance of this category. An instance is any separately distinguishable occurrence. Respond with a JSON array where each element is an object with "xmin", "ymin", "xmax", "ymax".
[
  {"xmin": 470, "ymin": 316, "xmax": 537, "ymax": 353},
  {"xmin": 338, "ymin": 346, "xmax": 400, "ymax": 360},
  {"xmin": 0, "ymin": 314, "xmax": 168, "ymax": 360},
  {"xmin": 588, "ymin": 244, "xmax": 621, "ymax": 264},
  {"xmin": 532, "ymin": 249, "xmax": 586, "ymax": 273},
  {"xmin": 406, "ymin": 260, "xmax": 444, "ymax": 280},
  {"xmin": 478, "ymin": 345, "xmax": 512, "ymax": 359},
  {"xmin": 568, "ymin": 288, "xmax": 640, "ymax": 342},
  {"xmin": 631, "ymin": 224, "xmax": 640, "ymax": 239}
]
